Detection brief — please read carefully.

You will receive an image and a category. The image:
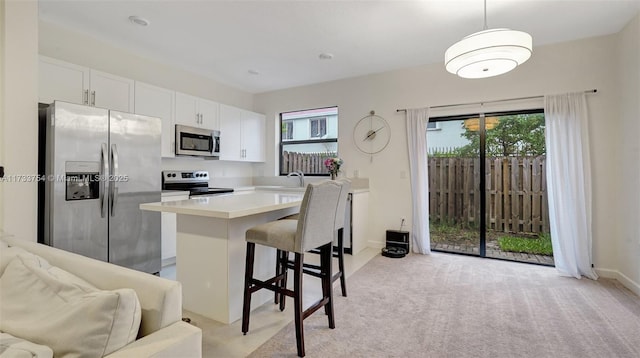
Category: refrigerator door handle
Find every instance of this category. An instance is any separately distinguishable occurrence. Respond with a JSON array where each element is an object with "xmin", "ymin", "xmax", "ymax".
[
  {"xmin": 100, "ymin": 143, "xmax": 109, "ymax": 218},
  {"xmin": 110, "ymin": 144, "xmax": 119, "ymax": 217}
]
